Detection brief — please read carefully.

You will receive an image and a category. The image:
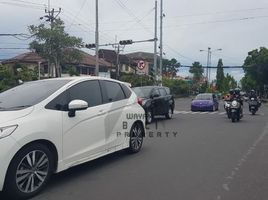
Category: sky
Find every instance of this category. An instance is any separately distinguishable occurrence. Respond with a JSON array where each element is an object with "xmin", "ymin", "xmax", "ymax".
[{"xmin": 1, "ymin": 0, "xmax": 268, "ymax": 81}]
